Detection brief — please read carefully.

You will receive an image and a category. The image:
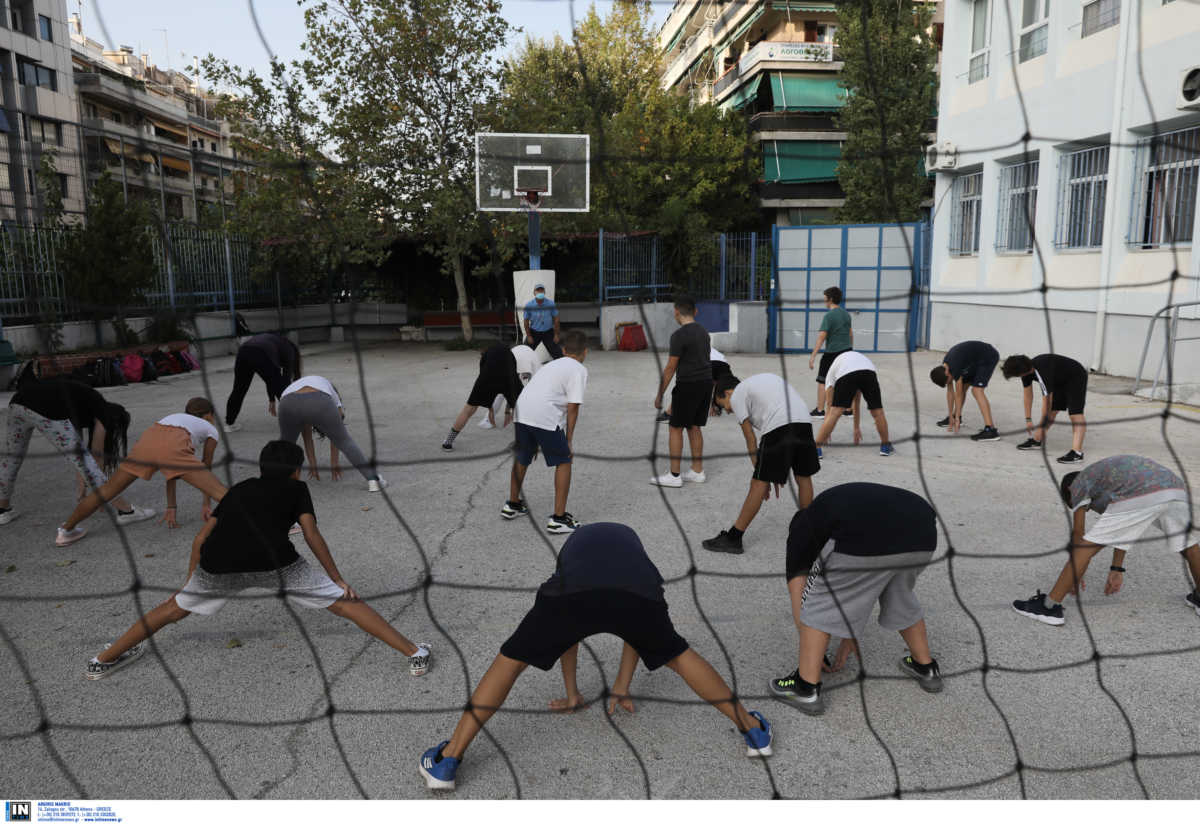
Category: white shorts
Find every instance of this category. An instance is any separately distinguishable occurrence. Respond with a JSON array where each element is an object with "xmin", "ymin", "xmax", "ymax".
[
  {"xmin": 175, "ymin": 558, "xmax": 346, "ymax": 615},
  {"xmin": 1083, "ymin": 500, "xmax": 1194, "ymax": 554}
]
